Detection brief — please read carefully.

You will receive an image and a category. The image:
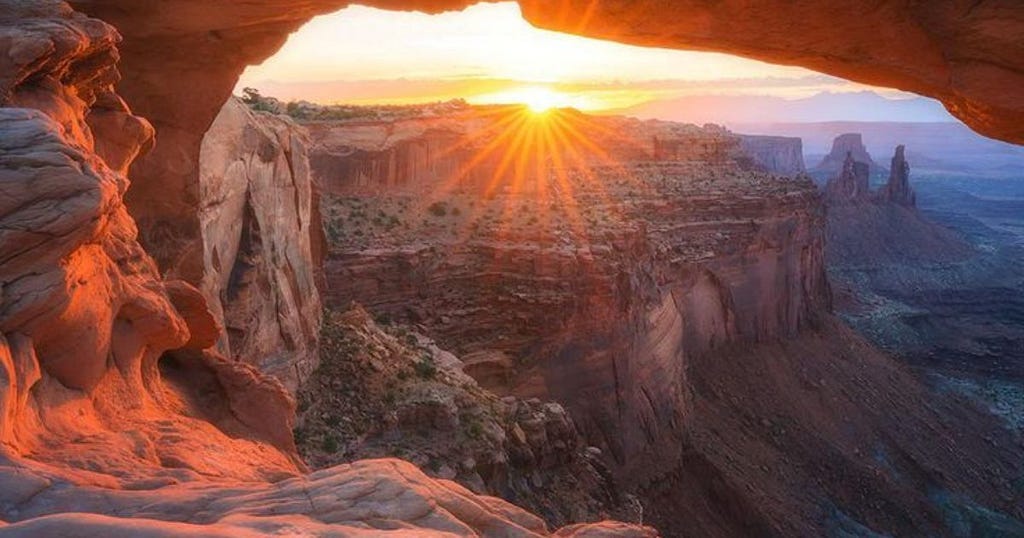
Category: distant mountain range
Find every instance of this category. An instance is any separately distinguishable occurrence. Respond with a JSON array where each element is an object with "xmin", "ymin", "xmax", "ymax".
[{"xmin": 609, "ymin": 91, "xmax": 956, "ymax": 124}]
